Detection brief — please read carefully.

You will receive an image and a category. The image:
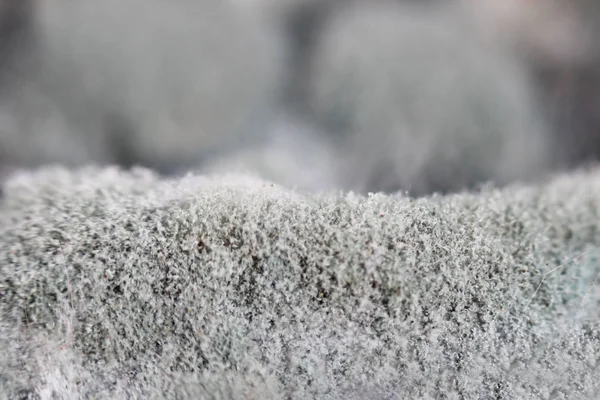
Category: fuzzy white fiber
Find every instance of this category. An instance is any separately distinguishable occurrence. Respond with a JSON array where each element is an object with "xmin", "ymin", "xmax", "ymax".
[{"xmin": 0, "ymin": 166, "xmax": 598, "ymax": 399}]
